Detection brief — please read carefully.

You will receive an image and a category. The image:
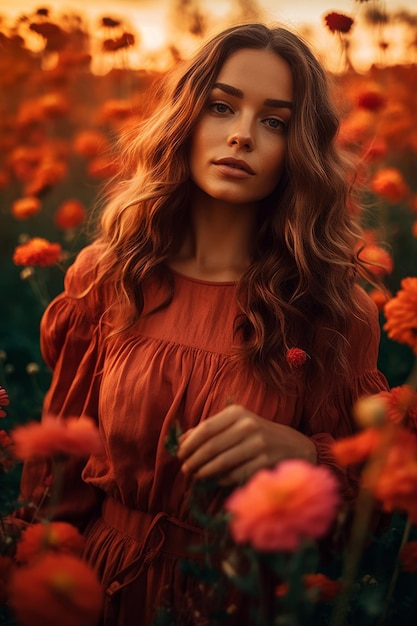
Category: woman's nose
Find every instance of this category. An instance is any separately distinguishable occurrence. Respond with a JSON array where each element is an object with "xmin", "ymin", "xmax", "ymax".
[{"xmin": 227, "ymin": 118, "xmax": 254, "ymax": 151}]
